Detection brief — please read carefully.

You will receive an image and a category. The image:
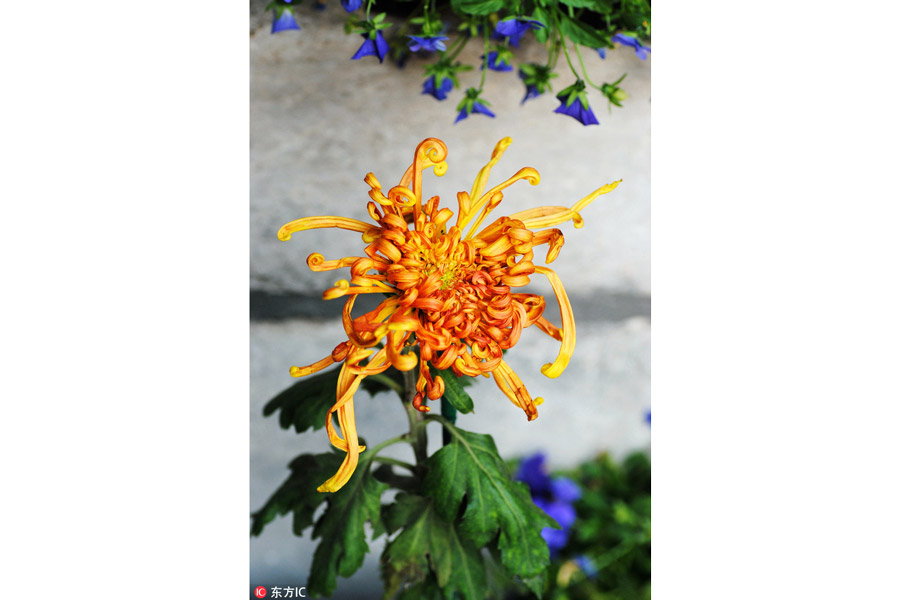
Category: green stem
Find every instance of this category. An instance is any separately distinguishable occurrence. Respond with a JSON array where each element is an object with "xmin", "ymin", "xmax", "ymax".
[
  {"xmin": 368, "ymin": 433, "xmax": 411, "ymax": 457},
  {"xmin": 560, "ymin": 36, "xmax": 579, "ymax": 79},
  {"xmin": 373, "ymin": 455, "xmax": 417, "ymax": 471},
  {"xmin": 444, "ymin": 34, "xmax": 470, "ymax": 62},
  {"xmin": 367, "ymin": 373, "xmax": 404, "ymax": 396},
  {"xmin": 403, "ymin": 369, "xmax": 429, "ymax": 465},
  {"xmin": 478, "ymin": 19, "xmax": 490, "ymax": 90},
  {"xmin": 574, "ymin": 44, "xmax": 603, "ymax": 91},
  {"xmin": 440, "ymin": 397, "xmax": 457, "ymax": 446}
]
